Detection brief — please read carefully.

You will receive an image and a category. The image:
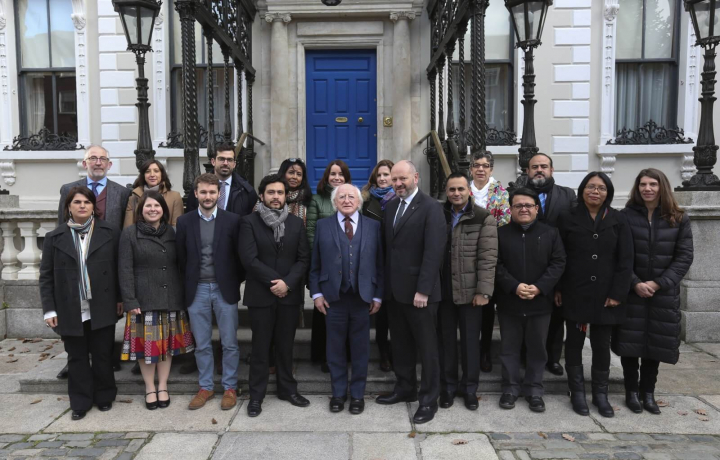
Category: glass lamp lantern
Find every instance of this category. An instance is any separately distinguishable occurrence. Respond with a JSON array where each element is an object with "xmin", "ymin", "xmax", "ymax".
[
  {"xmin": 686, "ymin": 0, "xmax": 720, "ymax": 47},
  {"xmin": 505, "ymin": 0, "xmax": 552, "ymax": 50},
  {"xmin": 113, "ymin": 0, "xmax": 162, "ymax": 53}
]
